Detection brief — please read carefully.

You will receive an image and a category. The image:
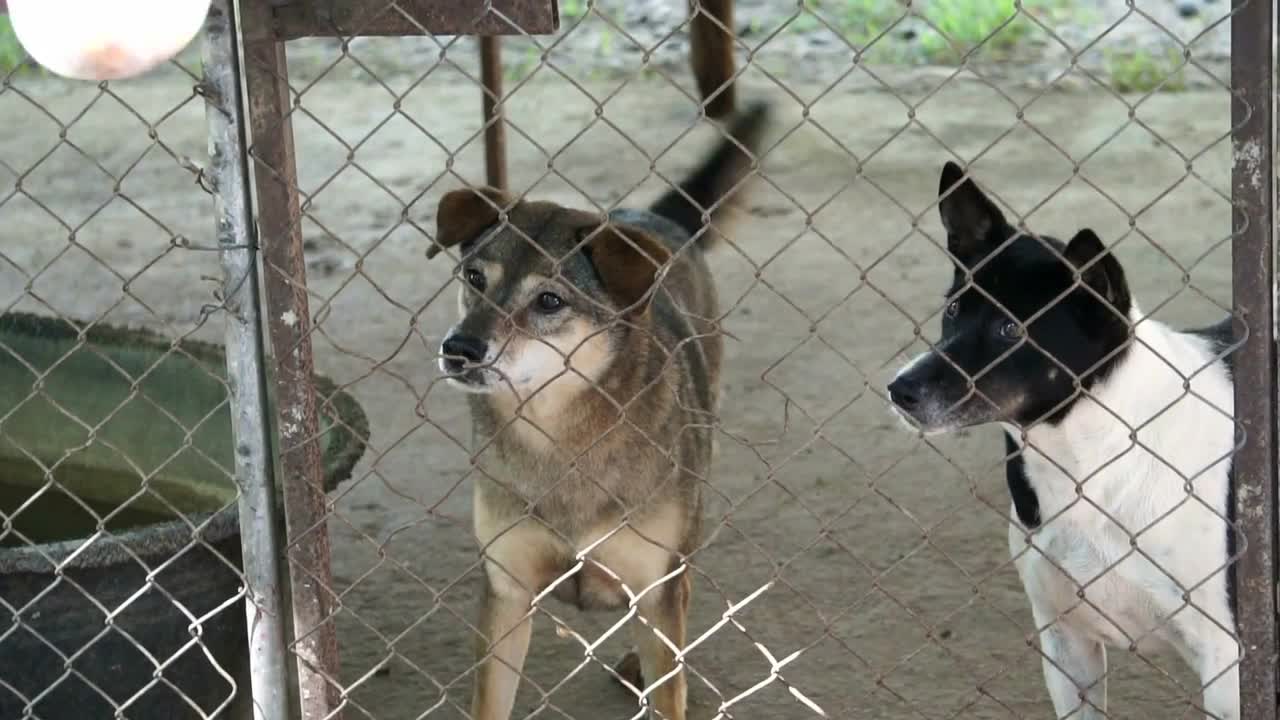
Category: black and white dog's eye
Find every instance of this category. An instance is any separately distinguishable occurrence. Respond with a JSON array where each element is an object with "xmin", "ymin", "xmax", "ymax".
[
  {"xmin": 536, "ymin": 292, "xmax": 565, "ymax": 313},
  {"xmin": 944, "ymin": 301, "xmax": 960, "ymax": 318},
  {"xmin": 1000, "ymin": 320, "xmax": 1024, "ymax": 339},
  {"xmin": 464, "ymin": 268, "xmax": 486, "ymax": 291}
]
